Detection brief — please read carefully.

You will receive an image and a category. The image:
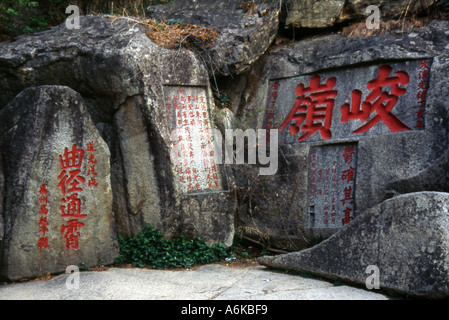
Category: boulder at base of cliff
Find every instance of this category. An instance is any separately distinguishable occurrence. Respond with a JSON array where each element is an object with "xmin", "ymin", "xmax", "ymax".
[
  {"xmin": 259, "ymin": 192, "xmax": 449, "ymax": 299},
  {"xmin": 0, "ymin": 85, "xmax": 118, "ymax": 281}
]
